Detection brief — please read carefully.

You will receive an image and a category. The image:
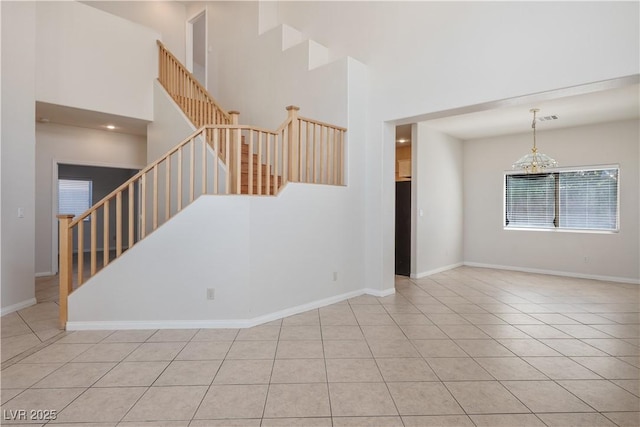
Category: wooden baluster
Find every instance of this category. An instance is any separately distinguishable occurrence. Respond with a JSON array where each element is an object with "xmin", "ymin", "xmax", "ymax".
[
  {"xmin": 202, "ymin": 129, "xmax": 207, "ymax": 195},
  {"xmin": 213, "ymin": 130, "xmax": 219, "ymax": 195},
  {"xmin": 228, "ymin": 111, "xmax": 240, "ymax": 194},
  {"xmin": 249, "ymin": 130, "xmax": 254, "ymax": 195},
  {"xmin": 103, "ymin": 200, "xmax": 110, "ymax": 267},
  {"xmin": 57, "ymin": 214, "xmax": 74, "ymax": 329},
  {"xmin": 319, "ymin": 126, "xmax": 325, "ymax": 184},
  {"xmin": 153, "ymin": 164, "xmax": 158, "ymax": 230},
  {"xmin": 177, "ymin": 148, "xmax": 182, "ymax": 211},
  {"xmin": 189, "ymin": 138, "xmax": 195, "ymax": 202},
  {"xmin": 236, "ymin": 129, "xmax": 241, "ymax": 194},
  {"xmin": 225, "ymin": 129, "xmax": 231, "ymax": 194},
  {"xmin": 266, "ymin": 133, "xmax": 271, "ymax": 195},
  {"xmin": 333, "ymin": 128, "xmax": 338, "ymax": 185},
  {"xmin": 274, "ymin": 132, "xmax": 279, "ymax": 194},
  {"xmin": 257, "ymin": 132, "xmax": 263, "ymax": 195},
  {"xmin": 306, "ymin": 121, "xmax": 311, "ymax": 183},
  {"xmin": 165, "ymin": 158, "xmax": 171, "ymax": 221},
  {"xmin": 340, "ymin": 130, "xmax": 345, "ymax": 184},
  {"xmin": 116, "ymin": 192, "xmax": 122, "ymax": 256},
  {"xmin": 325, "ymin": 126, "xmax": 330, "ymax": 184},
  {"xmin": 77, "ymin": 220, "xmax": 84, "ymax": 286},
  {"xmin": 313, "ymin": 124, "xmax": 317, "ymax": 183},
  {"xmin": 282, "ymin": 128, "xmax": 288, "ymax": 185},
  {"xmin": 91, "ymin": 211, "xmax": 97, "ymax": 275},
  {"xmin": 141, "ymin": 175, "xmax": 147, "ymax": 238},
  {"xmin": 286, "ymin": 106, "xmax": 300, "ymax": 182},
  {"xmin": 128, "ymin": 183, "xmax": 134, "ymax": 248}
]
